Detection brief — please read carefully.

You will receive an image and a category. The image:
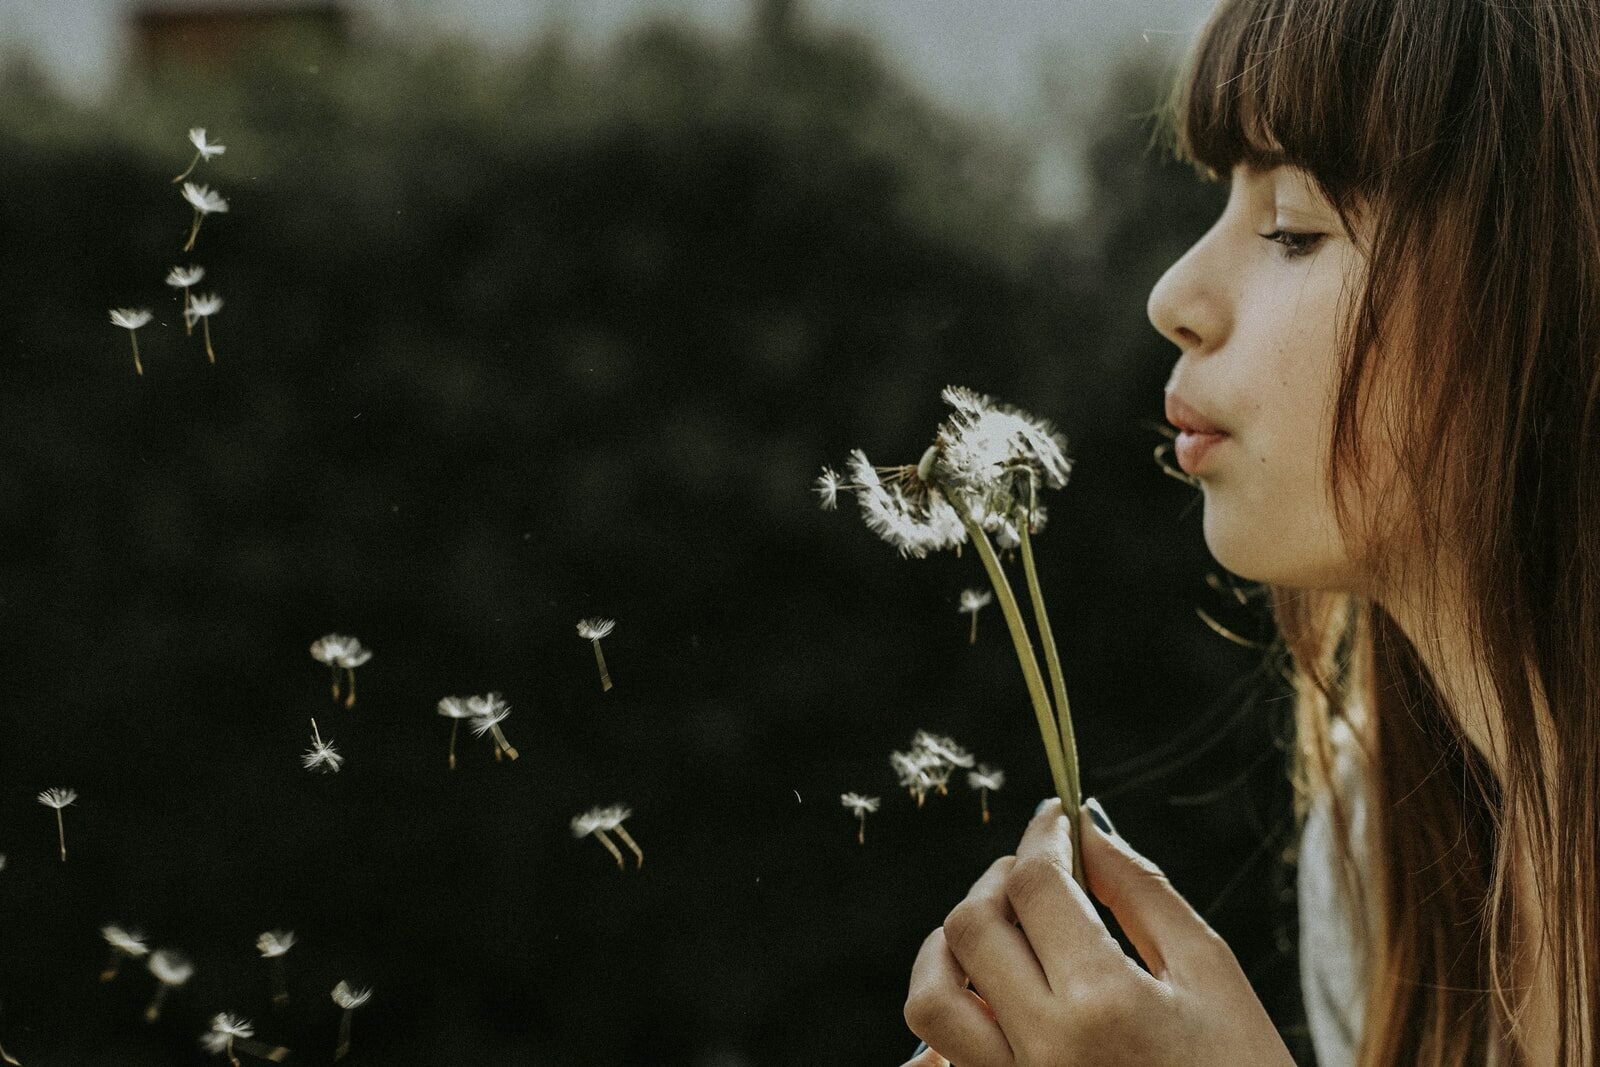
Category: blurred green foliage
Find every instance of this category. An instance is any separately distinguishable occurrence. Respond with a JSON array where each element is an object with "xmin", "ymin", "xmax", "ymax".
[{"xmin": 0, "ymin": 12, "xmax": 1307, "ymax": 1066}]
